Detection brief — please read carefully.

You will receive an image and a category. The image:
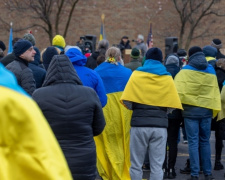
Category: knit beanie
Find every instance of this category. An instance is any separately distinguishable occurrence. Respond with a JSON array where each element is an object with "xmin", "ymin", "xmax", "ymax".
[
  {"xmin": 177, "ymin": 49, "xmax": 187, "ymax": 57},
  {"xmin": 145, "ymin": 47, "xmax": 163, "ymax": 62},
  {"xmin": 0, "ymin": 41, "xmax": 6, "ymax": 51},
  {"xmin": 52, "ymin": 35, "xmax": 66, "ymax": 49},
  {"xmin": 42, "ymin": 46, "xmax": 59, "ymax": 70},
  {"xmin": 23, "ymin": 33, "xmax": 36, "ymax": 46},
  {"xmin": 203, "ymin": 45, "xmax": 217, "ymax": 58},
  {"xmin": 13, "ymin": 39, "xmax": 33, "ymax": 57},
  {"xmin": 130, "ymin": 48, "xmax": 140, "ymax": 59},
  {"xmin": 165, "ymin": 55, "xmax": 180, "ymax": 67},
  {"xmin": 211, "ymin": 39, "xmax": 222, "ymax": 49},
  {"xmin": 188, "ymin": 46, "xmax": 202, "ymax": 57}
]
